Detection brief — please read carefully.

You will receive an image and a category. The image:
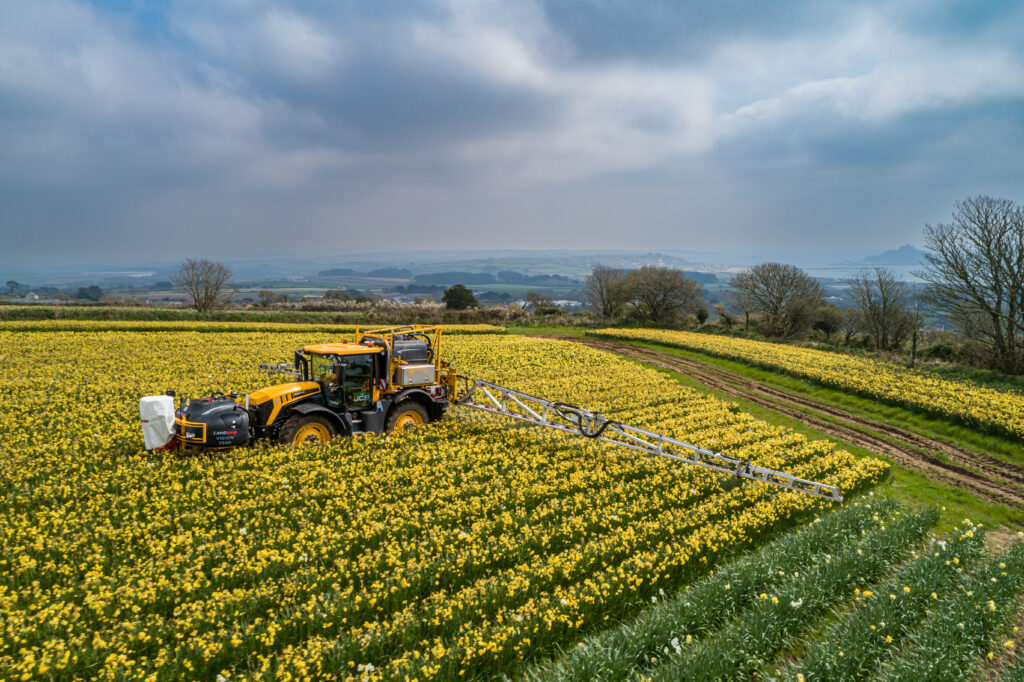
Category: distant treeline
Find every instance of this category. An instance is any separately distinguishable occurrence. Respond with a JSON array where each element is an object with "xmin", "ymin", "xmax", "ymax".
[
  {"xmin": 317, "ymin": 267, "xmax": 413, "ymax": 278},
  {"xmin": 413, "ymin": 271, "xmax": 576, "ymax": 286},
  {"xmin": 317, "ymin": 267, "xmax": 715, "ymax": 287},
  {"xmin": 682, "ymin": 271, "xmax": 717, "ymax": 284}
]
